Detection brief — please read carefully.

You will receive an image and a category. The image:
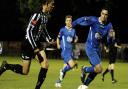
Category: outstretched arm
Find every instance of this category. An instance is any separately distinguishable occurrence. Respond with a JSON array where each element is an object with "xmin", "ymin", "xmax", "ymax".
[{"xmin": 72, "ymin": 16, "xmax": 94, "ymax": 27}]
